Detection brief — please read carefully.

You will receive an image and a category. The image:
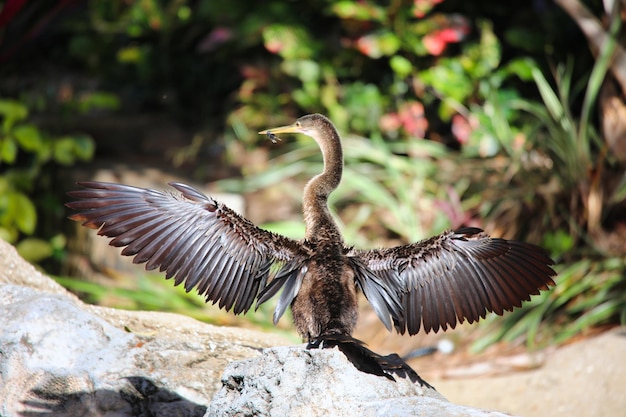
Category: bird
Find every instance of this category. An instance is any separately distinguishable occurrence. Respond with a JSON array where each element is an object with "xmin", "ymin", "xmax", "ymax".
[{"xmin": 66, "ymin": 113, "xmax": 556, "ymax": 383}]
